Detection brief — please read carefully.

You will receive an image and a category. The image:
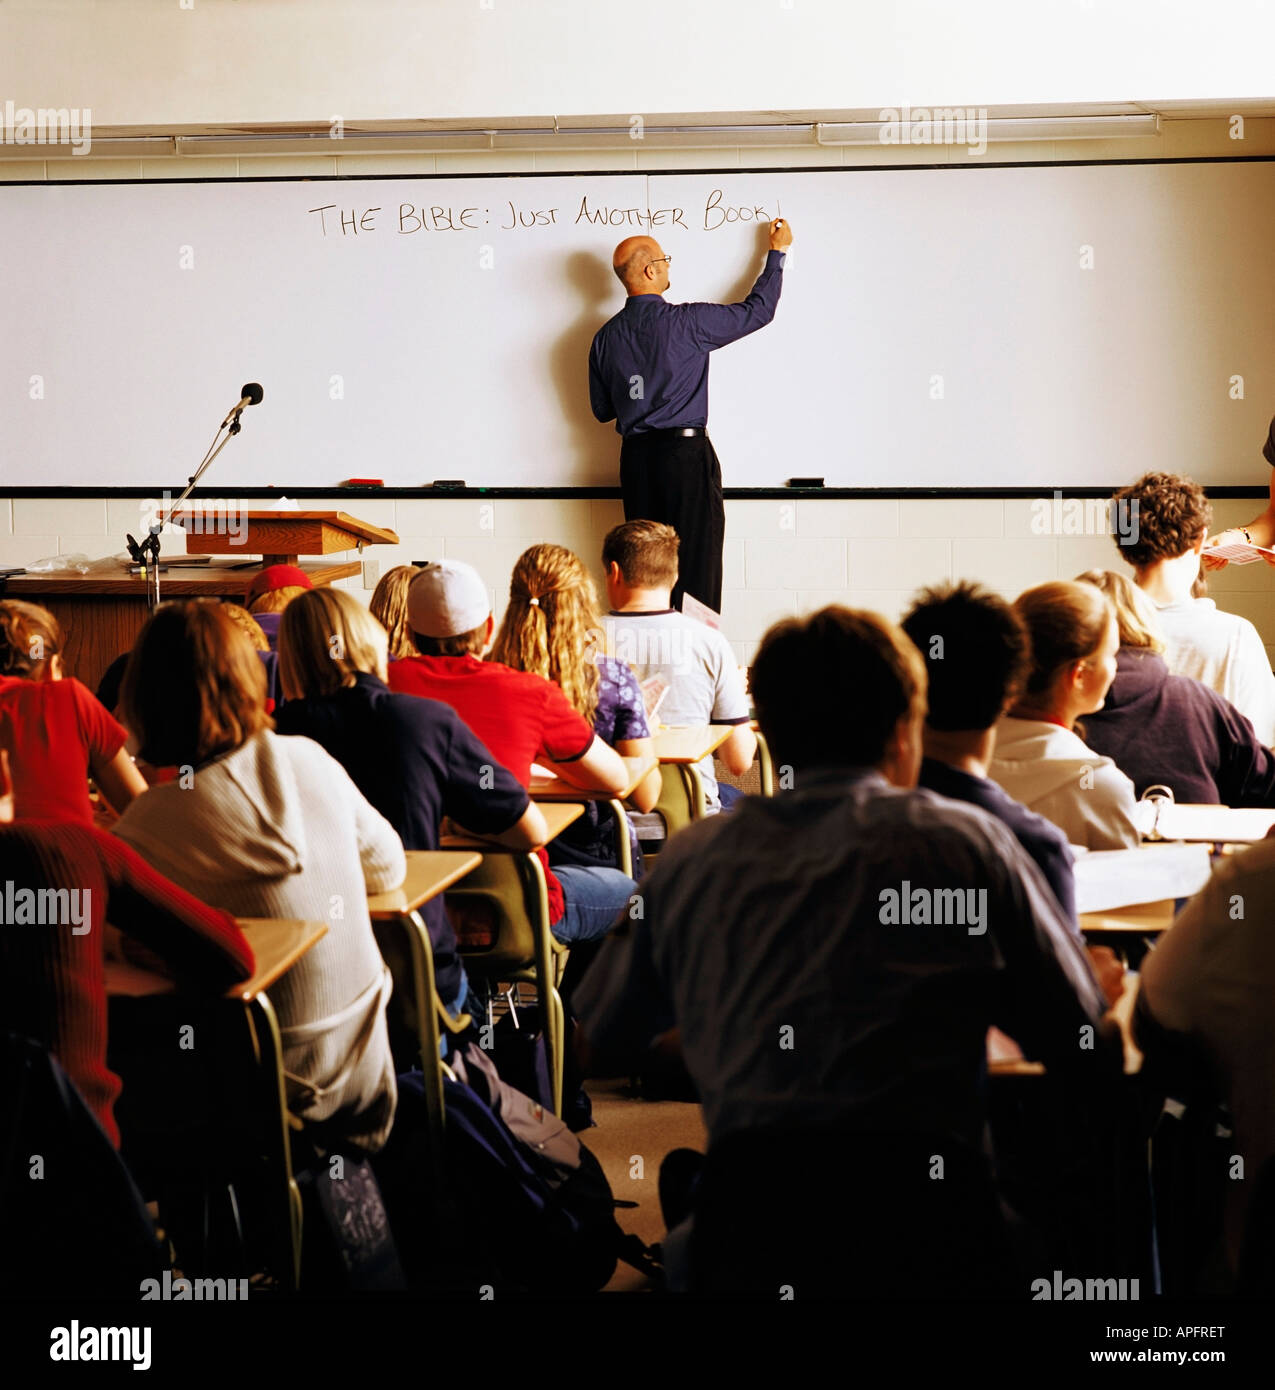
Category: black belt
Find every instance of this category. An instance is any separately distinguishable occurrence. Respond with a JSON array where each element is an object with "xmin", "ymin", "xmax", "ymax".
[{"xmin": 627, "ymin": 426, "xmax": 706, "ymax": 440}]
